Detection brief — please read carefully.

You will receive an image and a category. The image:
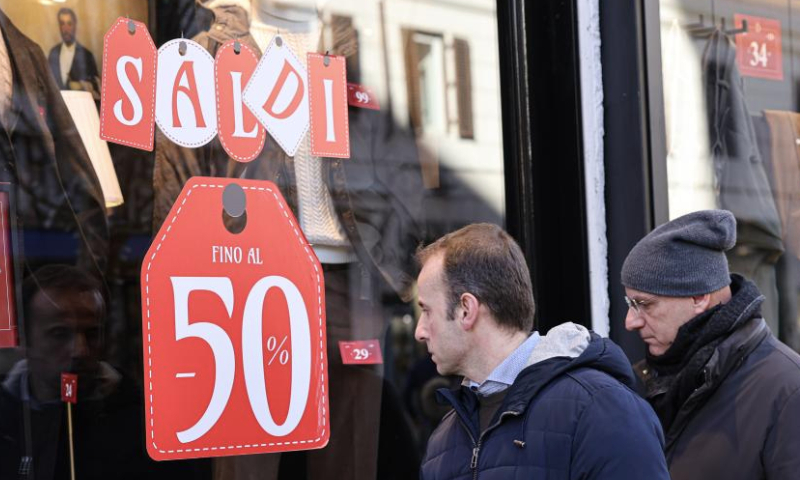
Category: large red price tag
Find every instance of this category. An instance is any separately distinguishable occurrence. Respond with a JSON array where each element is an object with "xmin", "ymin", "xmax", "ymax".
[
  {"xmin": 735, "ymin": 14, "xmax": 783, "ymax": 81},
  {"xmin": 142, "ymin": 177, "xmax": 328, "ymax": 461}
]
